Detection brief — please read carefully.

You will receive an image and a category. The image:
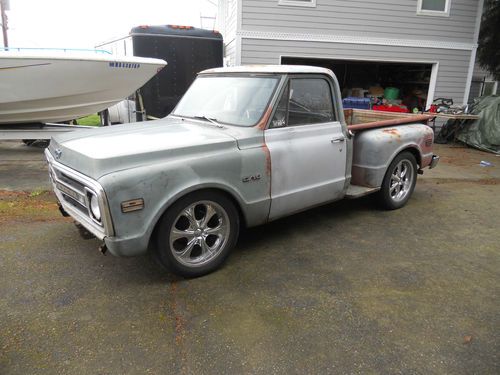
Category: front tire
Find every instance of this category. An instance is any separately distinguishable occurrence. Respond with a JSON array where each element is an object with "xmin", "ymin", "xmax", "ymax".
[
  {"xmin": 155, "ymin": 191, "xmax": 239, "ymax": 278},
  {"xmin": 378, "ymin": 151, "xmax": 417, "ymax": 210}
]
